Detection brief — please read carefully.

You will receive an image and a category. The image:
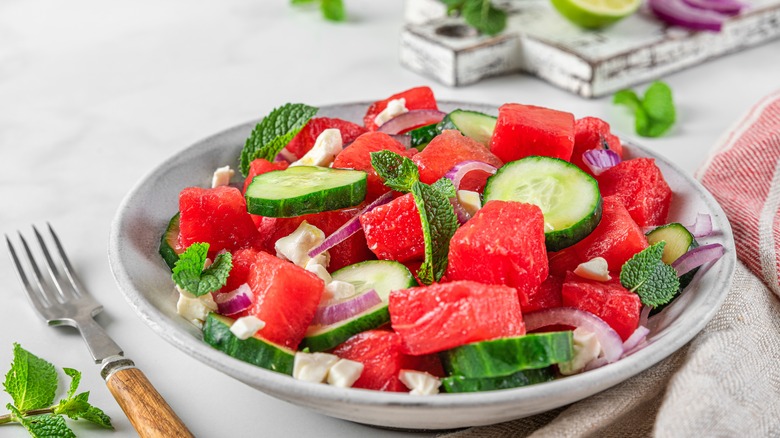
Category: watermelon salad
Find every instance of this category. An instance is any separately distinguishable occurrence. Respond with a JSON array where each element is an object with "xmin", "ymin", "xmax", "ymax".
[{"xmin": 160, "ymin": 87, "xmax": 725, "ymax": 395}]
